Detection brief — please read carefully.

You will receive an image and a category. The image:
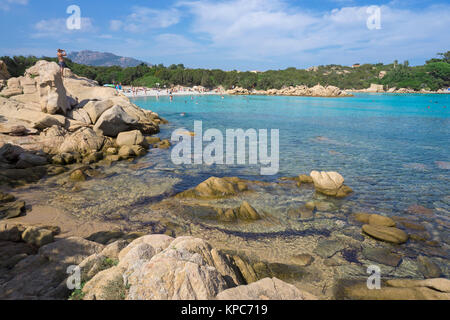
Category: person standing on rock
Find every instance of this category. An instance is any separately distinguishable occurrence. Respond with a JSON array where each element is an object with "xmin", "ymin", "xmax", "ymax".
[{"xmin": 57, "ymin": 49, "xmax": 67, "ymax": 76}]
